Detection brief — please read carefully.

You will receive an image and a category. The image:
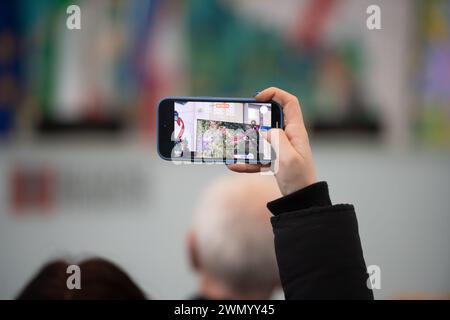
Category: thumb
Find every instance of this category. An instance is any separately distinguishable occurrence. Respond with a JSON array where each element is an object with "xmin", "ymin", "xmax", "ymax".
[{"xmin": 265, "ymin": 129, "xmax": 296, "ymax": 161}]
